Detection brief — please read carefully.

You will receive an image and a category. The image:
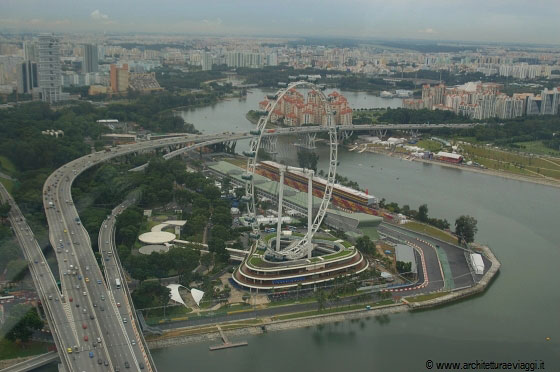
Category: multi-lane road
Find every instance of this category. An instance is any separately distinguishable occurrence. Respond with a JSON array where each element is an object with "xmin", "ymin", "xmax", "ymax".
[{"xmin": 0, "ymin": 183, "xmax": 76, "ymax": 371}]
